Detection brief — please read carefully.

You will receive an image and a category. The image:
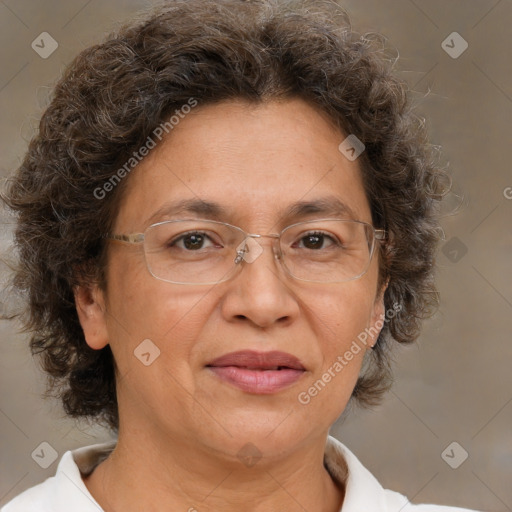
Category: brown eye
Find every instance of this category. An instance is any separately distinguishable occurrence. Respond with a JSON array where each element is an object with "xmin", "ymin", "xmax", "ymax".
[
  {"xmin": 295, "ymin": 231, "xmax": 338, "ymax": 250},
  {"xmin": 170, "ymin": 231, "xmax": 219, "ymax": 251}
]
